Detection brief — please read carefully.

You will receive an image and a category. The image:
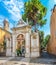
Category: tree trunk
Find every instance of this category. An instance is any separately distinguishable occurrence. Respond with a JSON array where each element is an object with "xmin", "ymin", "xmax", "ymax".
[
  {"xmin": 35, "ymin": 24, "xmax": 37, "ymax": 32},
  {"xmin": 33, "ymin": 20, "xmax": 37, "ymax": 32},
  {"xmin": 30, "ymin": 15, "xmax": 37, "ymax": 32}
]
